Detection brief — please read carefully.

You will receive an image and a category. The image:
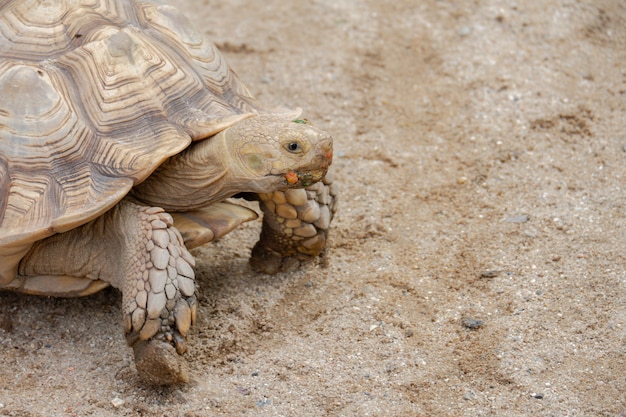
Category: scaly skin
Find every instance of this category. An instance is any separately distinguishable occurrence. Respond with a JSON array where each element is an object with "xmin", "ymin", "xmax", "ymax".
[
  {"xmin": 250, "ymin": 172, "xmax": 338, "ymax": 274},
  {"xmin": 18, "ymin": 199, "xmax": 196, "ymax": 385}
]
